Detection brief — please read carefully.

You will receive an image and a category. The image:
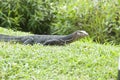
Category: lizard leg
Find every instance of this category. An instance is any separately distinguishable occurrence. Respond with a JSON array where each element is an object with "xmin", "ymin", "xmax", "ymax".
[
  {"xmin": 23, "ymin": 37, "xmax": 34, "ymax": 45},
  {"xmin": 43, "ymin": 39, "xmax": 65, "ymax": 46}
]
